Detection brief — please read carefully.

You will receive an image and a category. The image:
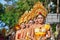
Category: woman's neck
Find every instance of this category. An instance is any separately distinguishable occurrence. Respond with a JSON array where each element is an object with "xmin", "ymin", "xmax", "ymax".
[
  {"xmin": 39, "ymin": 22, "xmax": 44, "ymax": 25},
  {"xmin": 34, "ymin": 22, "xmax": 38, "ymax": 25},
  {"xmin": 26, "ymin": 27, "xmax": 29, "ymax": 29},
  {"xmin": 21, "ymin": 28, "xmax": 24, "ymax": 30}
]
